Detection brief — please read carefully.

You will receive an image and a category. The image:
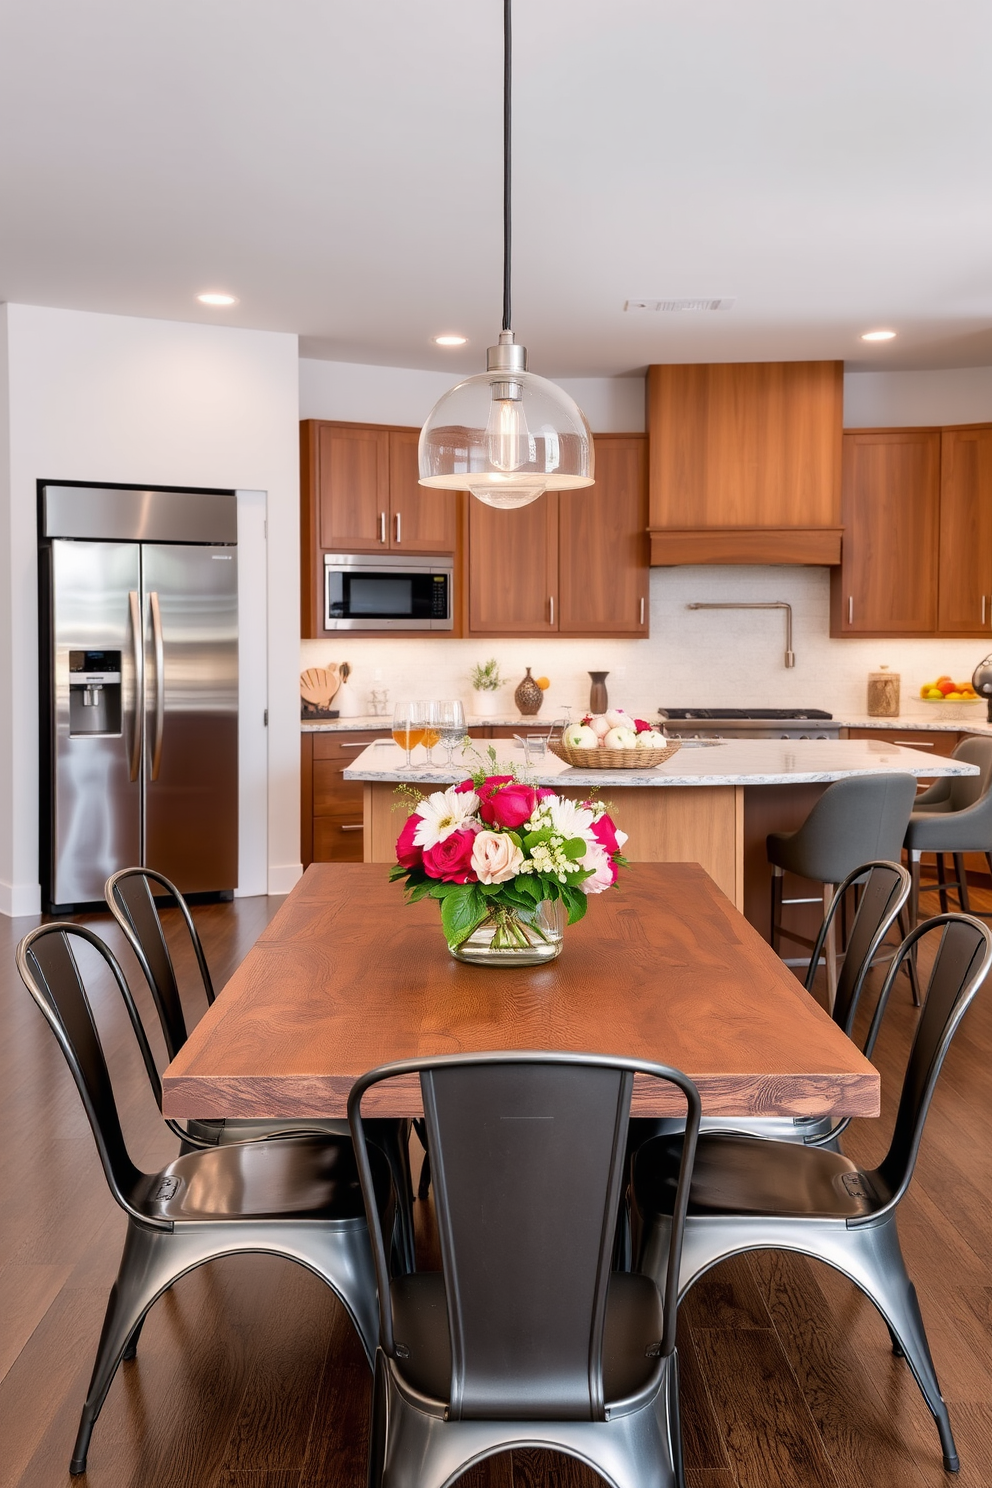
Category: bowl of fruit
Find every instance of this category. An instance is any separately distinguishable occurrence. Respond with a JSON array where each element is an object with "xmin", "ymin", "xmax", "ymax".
[
  {"xmin": 919, "ymin": 676, "xmax": 981, "ymax": 715},
  {"xmin": 549, "ymin": 711, "xmax": 682, "ymax": 769}
]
